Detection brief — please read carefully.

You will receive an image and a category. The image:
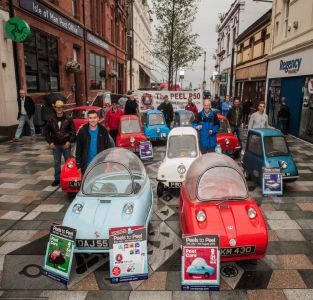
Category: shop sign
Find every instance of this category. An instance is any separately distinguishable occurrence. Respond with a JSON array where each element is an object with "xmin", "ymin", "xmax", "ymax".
[
  {"xmin": 42, "ymin": 225, "xmax": 76, "ymax": 284},
  {"xmin": 139, "ymin": 141, "xmax": 153, "ymax": 160},
  {"xmin": 181, "ymin": 234, "xmax": 220, "ymax": 291},
  {"xmin": 109, "ymin": 226, "xmax": 148, "ymax": 284},
  {"xmin": 262, "ymin": 168, "xmax": 283, "ymax": 196},
  {"xmin": 19, "ymin": 0, "xmax": 84, "ymax": 37},
  {"xmin": 280, "ymin": 58, "xmax": 302, "ymax": 74},
  {"xmin": 87, "ymin": 32, "xmax": 109, "ymax": 51},
  {"xmin": 308, "ymin": 79, "xmax": 313, "ymax": 94},
  {"xmin": 5, "ymin": 17, "xmax": 31, "ymax": 42}
]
